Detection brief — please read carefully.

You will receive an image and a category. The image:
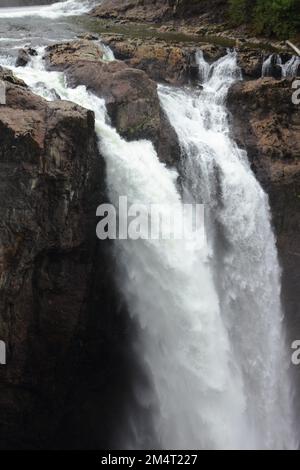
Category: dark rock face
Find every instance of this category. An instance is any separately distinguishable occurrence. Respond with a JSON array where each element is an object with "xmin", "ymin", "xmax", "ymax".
[
  {"xmin": 227, "ymin": 77, "xmax": 300, "ymax": 409},
  {"xmin": 0, "ymin": 68, "xmax": 134, "ymax": 449}
]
